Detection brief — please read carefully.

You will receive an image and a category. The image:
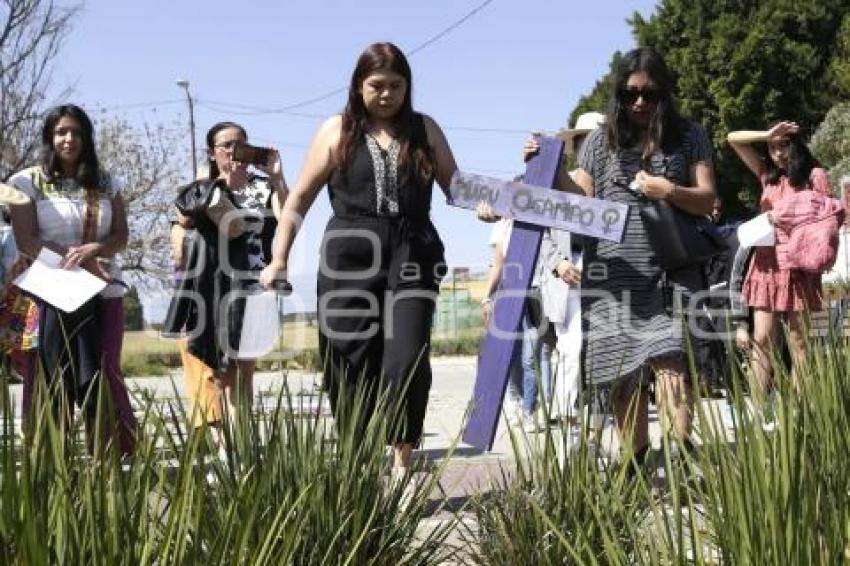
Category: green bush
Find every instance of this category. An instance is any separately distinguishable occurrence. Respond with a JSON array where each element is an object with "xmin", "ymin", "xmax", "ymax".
[
  {"xmin": 120, "ymin": 330, "xmax": 484, "ymax": 377},
  {"xmin": 462, "ymin": 337, "xmax": 850, "ymax": 564},
  {"xmin": 121, "ymin": 351, "xmax": 178, "ymax": 377},
  {"xmin": 0, "ymin": 379, "xmax": 457, "ymax": 564},
  {"xmin": 431, "ymin": 334, "xmax": 482, "ymax": 357}
]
